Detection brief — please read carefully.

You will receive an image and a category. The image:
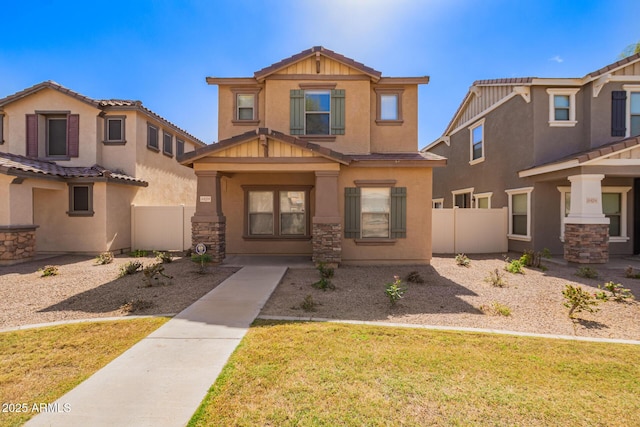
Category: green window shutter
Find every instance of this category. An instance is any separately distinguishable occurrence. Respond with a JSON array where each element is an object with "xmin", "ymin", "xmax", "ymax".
[
  {"xmin": 391, "ymin": 187, "xmax": 407, "ymax": 238},
  {"xmin": 290, "ymin": 89, "xmax": 304, "ymax": 135},
  {"xmin": 344, "ymin": 187, "xmax": 361, "ymax": 238},
  {"xmin": 331, "ymin": 89, "xmax": 345, "ymax": 135}
]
